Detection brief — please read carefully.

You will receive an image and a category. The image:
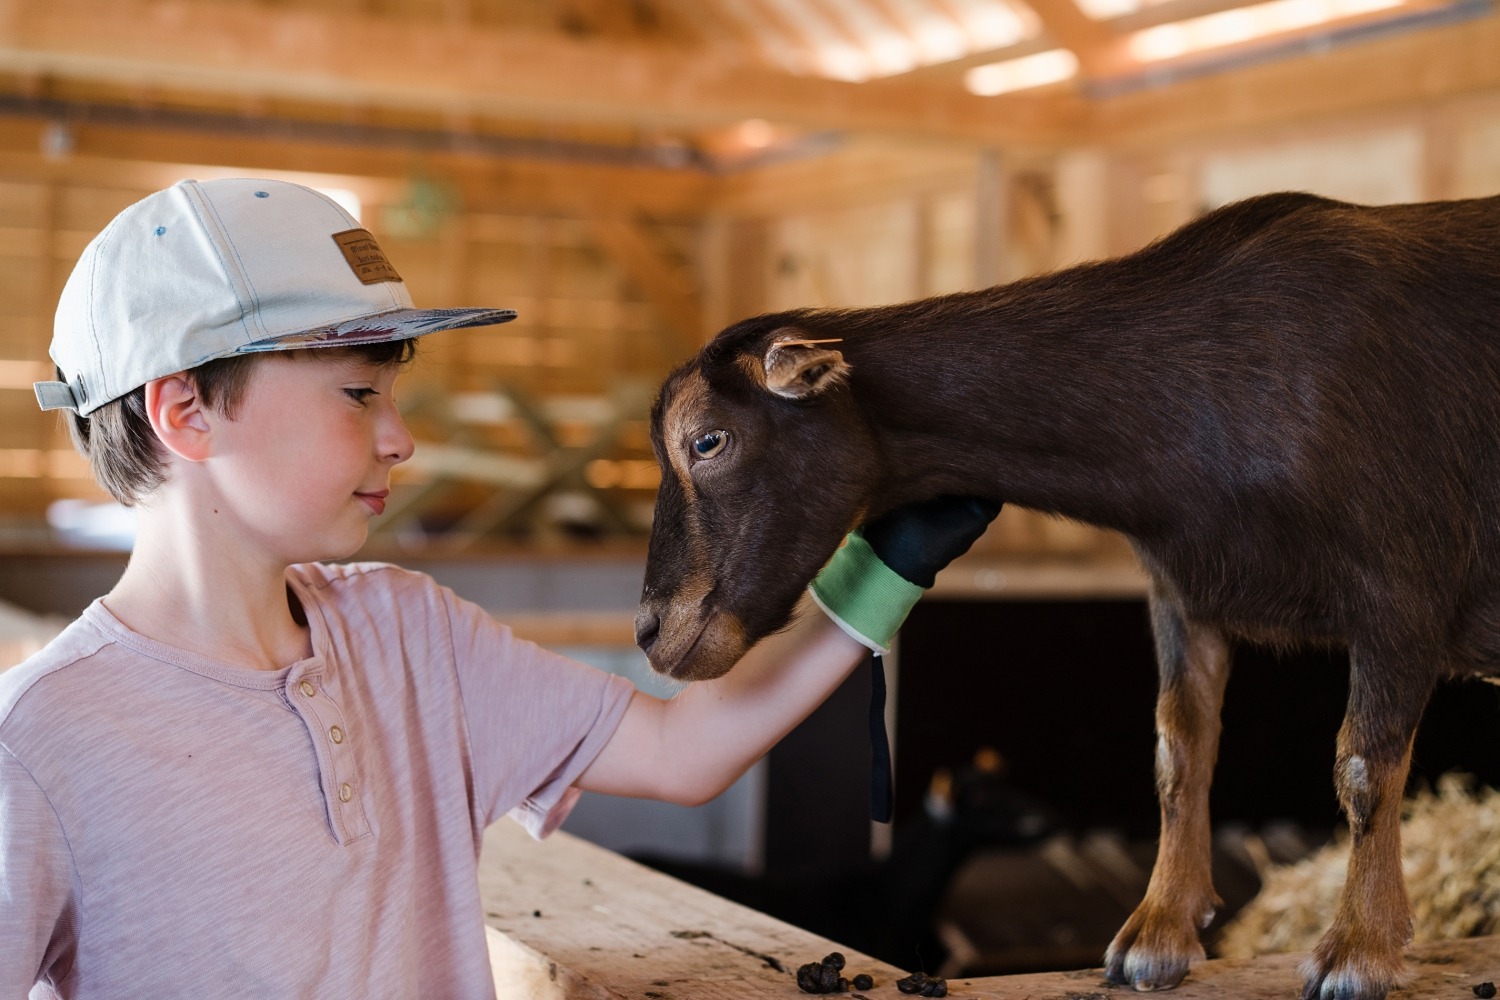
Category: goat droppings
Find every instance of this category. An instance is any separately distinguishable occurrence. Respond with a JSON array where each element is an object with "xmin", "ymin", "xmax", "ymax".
[
  {"xmin": 896, "ymin": 971, "xmax": 948, "ymax": 997},
  {"xmin": 796, "ymin": 953, "xmax": 875, "ymax": 994}
]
